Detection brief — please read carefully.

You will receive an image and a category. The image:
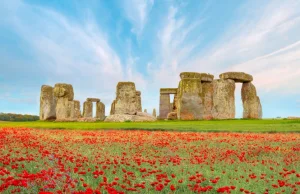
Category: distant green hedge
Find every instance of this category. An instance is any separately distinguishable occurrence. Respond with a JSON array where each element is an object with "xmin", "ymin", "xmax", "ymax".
[{"xmin": 0, "ymin": 113, "xmax": 39, "ymax": 122}]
